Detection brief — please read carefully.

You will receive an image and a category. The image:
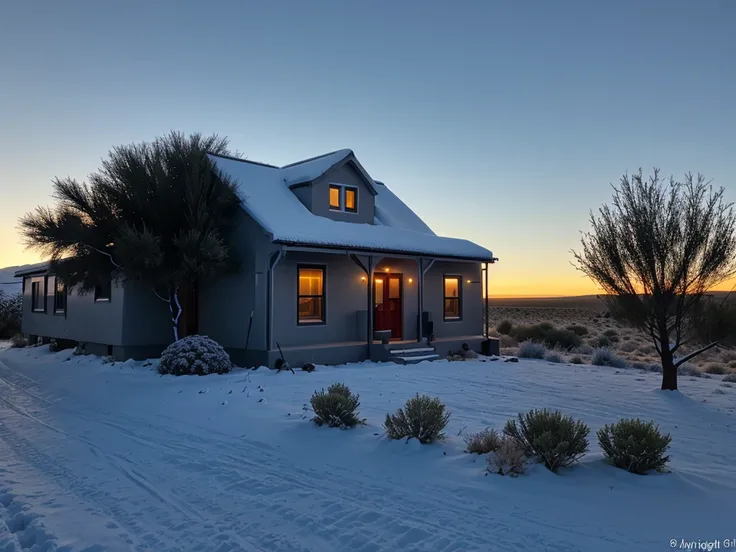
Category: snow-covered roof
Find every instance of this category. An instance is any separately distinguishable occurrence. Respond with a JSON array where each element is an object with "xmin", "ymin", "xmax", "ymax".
[
  {"xmin": 210, "ymin": 152, "xmax": 494, "ymax": 261},
  {"xmin": 14, "ymin": 262, "xmax": 51, "ymax": 277}
]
